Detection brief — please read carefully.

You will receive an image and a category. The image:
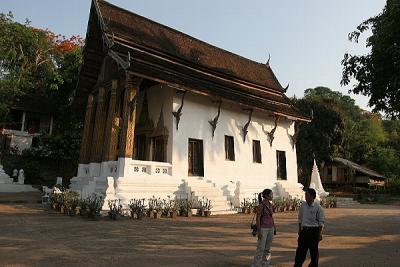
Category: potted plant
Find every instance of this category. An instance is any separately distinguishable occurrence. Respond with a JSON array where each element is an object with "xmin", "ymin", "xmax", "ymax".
[
  {"xmin": 128, "ymin": 199, "xmax": 146, "ymax": 219},
  {"xmin": 63, "ymin": 190, "xmax": 80, "ymax": 216},
  {"xmin": 178, "ymin": 199, "xmax": 192, "ymax": 217},
  {"xmin": 108, "ymin": 199, "xmax": 123, "ymax": 220},
  {"xmin": 203, "ymin": 199, "xmax": 213, "ymax": 217},
  {"xmin": 78, "ymin": 198, "xmax": 88, "ymax": 216},
  {"xmin": 170, "ymin": 202, "xmax": 178, "ymax": 218},
  {"xmin": 147, "ymin": 196, "xmax": 157, "ymax": 217},
  {"xmin": 240, "ymin": 198, "xmax": 252, "ymax": 214},
  {"xmin": 154, "ymin": 199, "xmax": 163, "ymax": 219},
  {"xmin": 196, "ymin": 197, "xmax": 205, "ymax": 216},
  {"xmin": 165, "ymin": 196, "xmax": 178, "ymax": 218},
  {"xmin": 86, "ymin": 194, "xmax": 103, "ymax": 220}
]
